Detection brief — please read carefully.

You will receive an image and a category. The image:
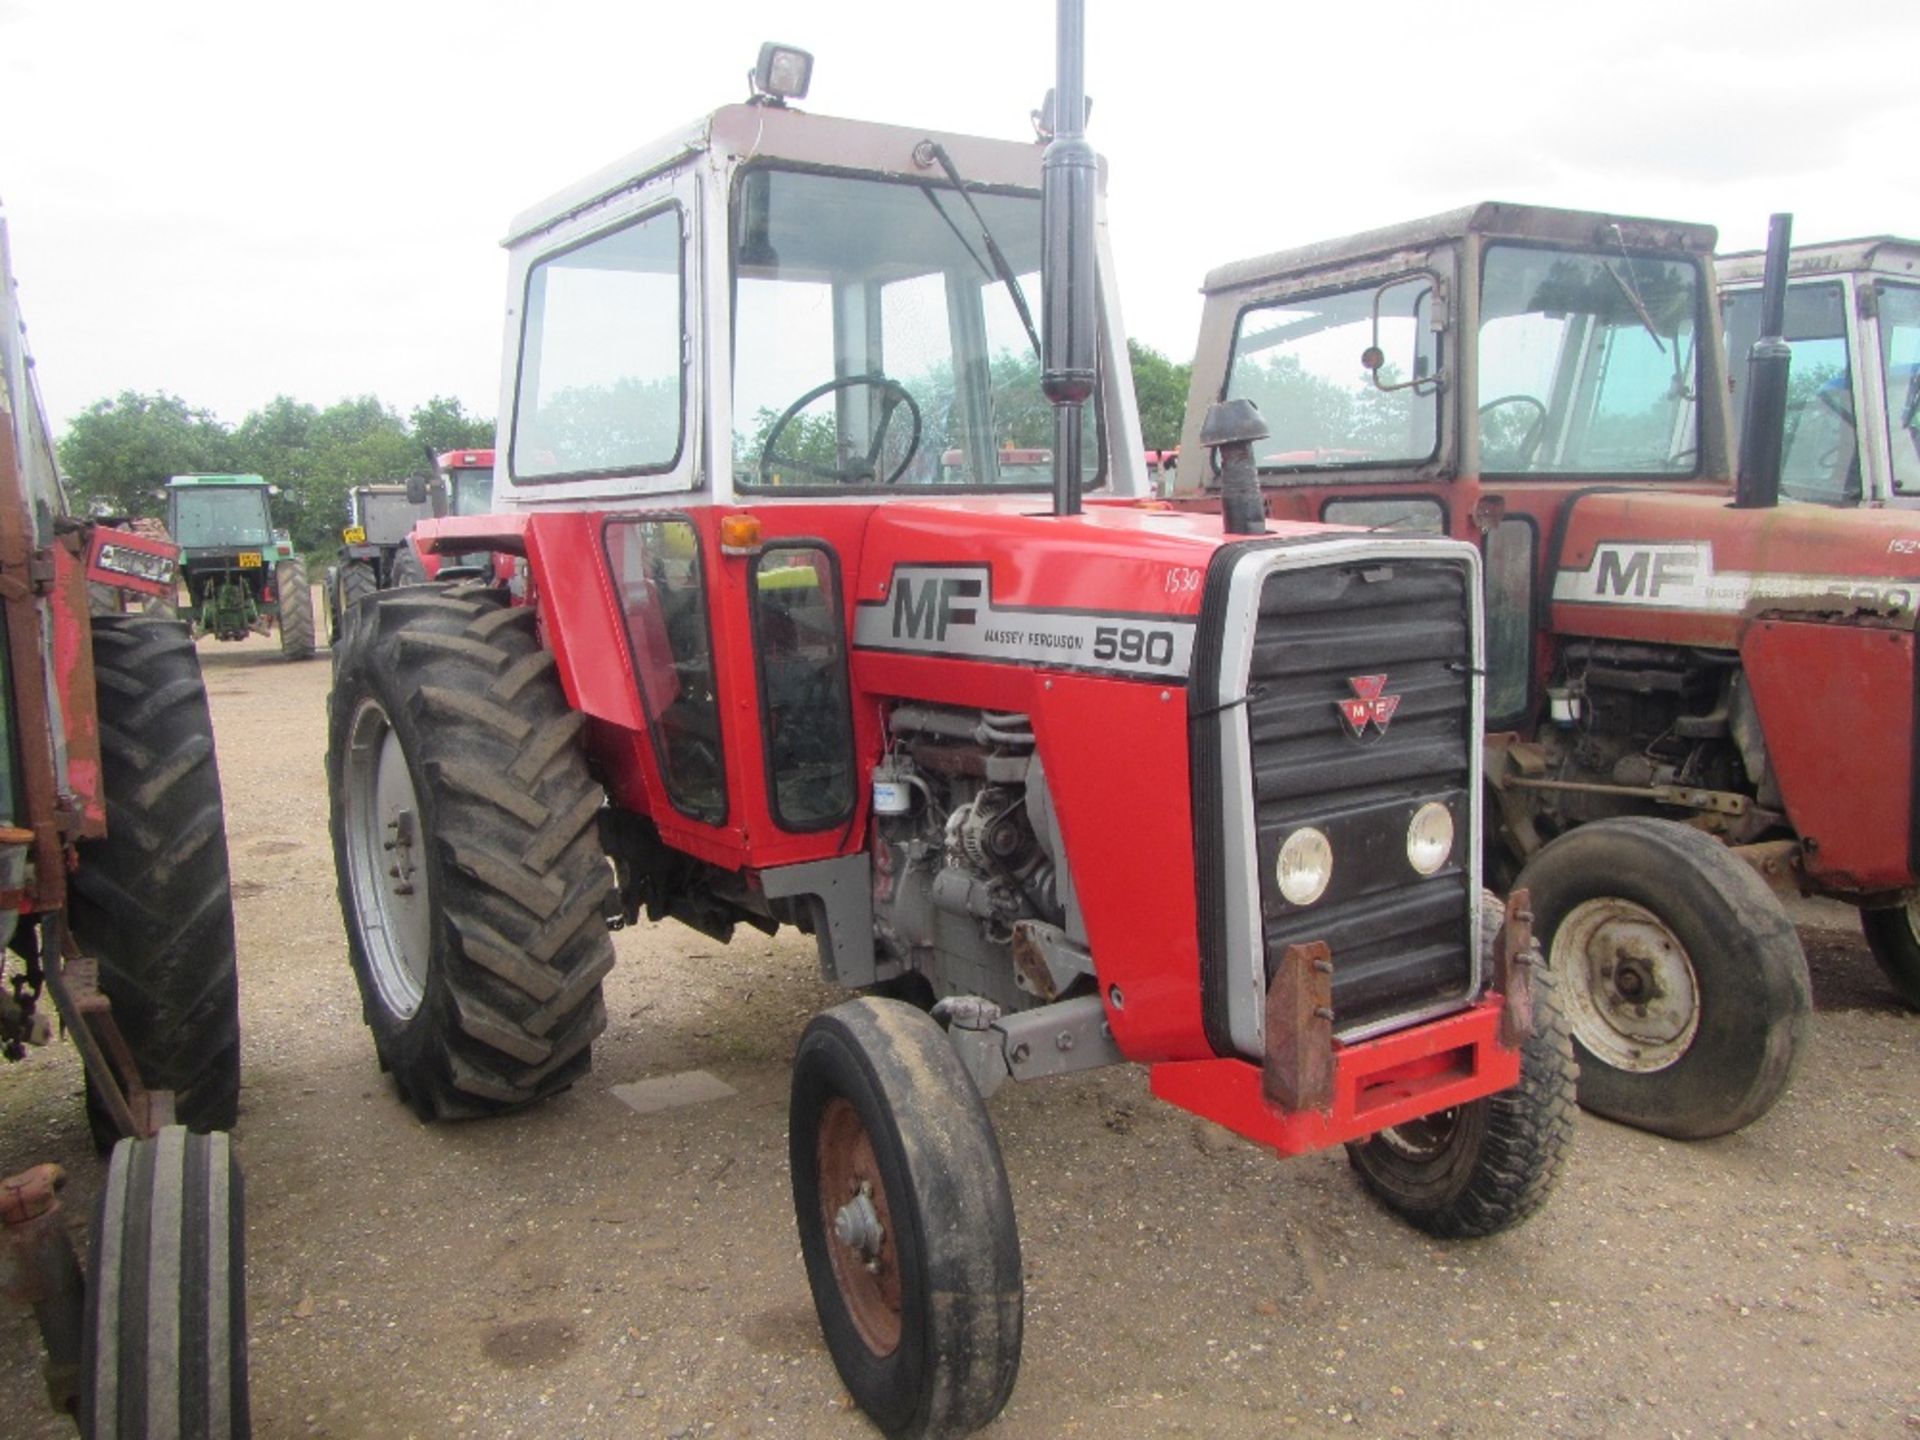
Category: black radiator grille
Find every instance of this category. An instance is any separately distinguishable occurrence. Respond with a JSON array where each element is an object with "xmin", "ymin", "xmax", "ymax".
[{"xmin": 1247, "ymin": 558, "xmax": 1474, "ymax": 1034}]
